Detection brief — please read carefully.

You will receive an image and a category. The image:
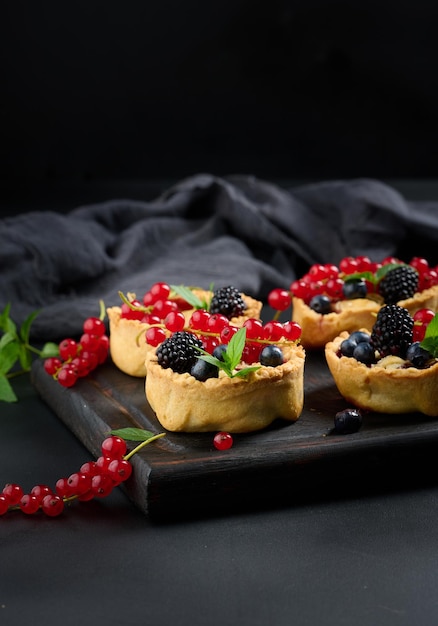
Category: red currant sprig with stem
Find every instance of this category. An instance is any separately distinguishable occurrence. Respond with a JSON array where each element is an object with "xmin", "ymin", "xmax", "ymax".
[
  {"xmin": 0, "ymin": 430, "xmax": 166, "ymax": 518},
  {"xmin": 44, "ymin": 300, "xmax": 110, "ymax": 388}
]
